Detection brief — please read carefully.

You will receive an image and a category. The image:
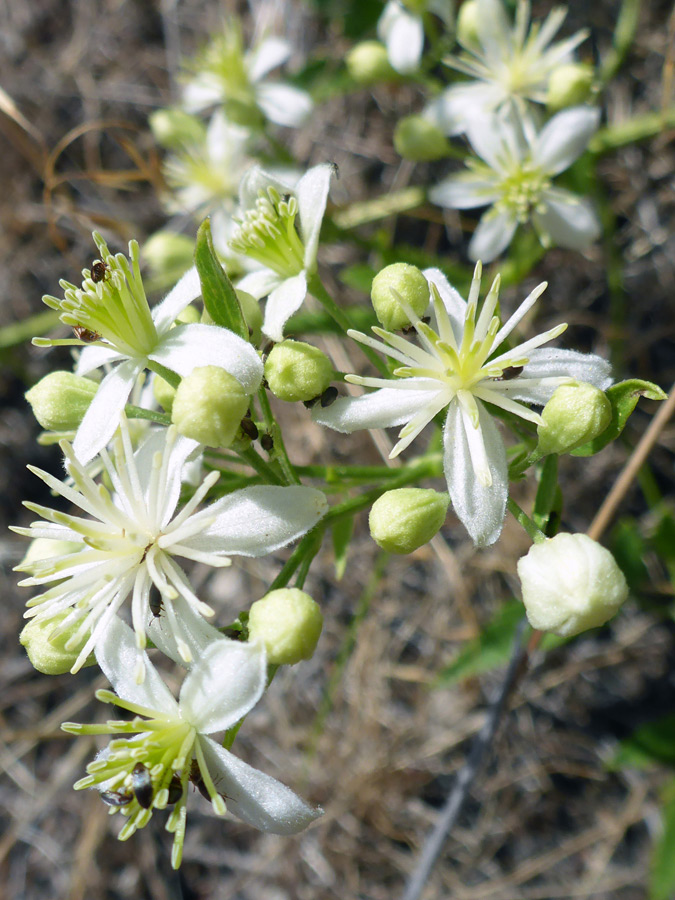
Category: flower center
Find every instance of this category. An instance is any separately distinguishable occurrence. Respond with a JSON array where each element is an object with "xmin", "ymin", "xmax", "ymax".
[
  {"xmin": 46, "ymin": 233, "xmax": 159, "ymax": 357},
  {"xmin": 496, "ymin": 163, "xmax": 551, "ymax": 222},
  {"xmin": 229, "ymin": 187, "xmax": 306, "ymax": 277}
]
